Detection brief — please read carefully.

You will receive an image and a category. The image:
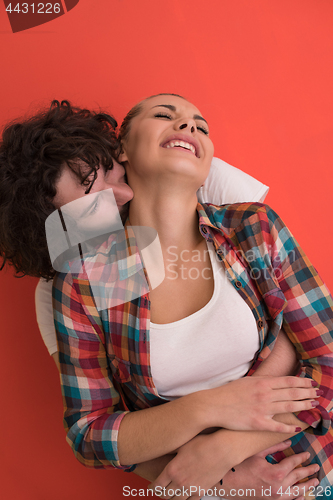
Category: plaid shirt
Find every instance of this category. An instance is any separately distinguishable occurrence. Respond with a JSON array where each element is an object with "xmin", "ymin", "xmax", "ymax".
[{"xmin": 53, "ymin": 202, "xmax": 333, "ymax": 489}]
